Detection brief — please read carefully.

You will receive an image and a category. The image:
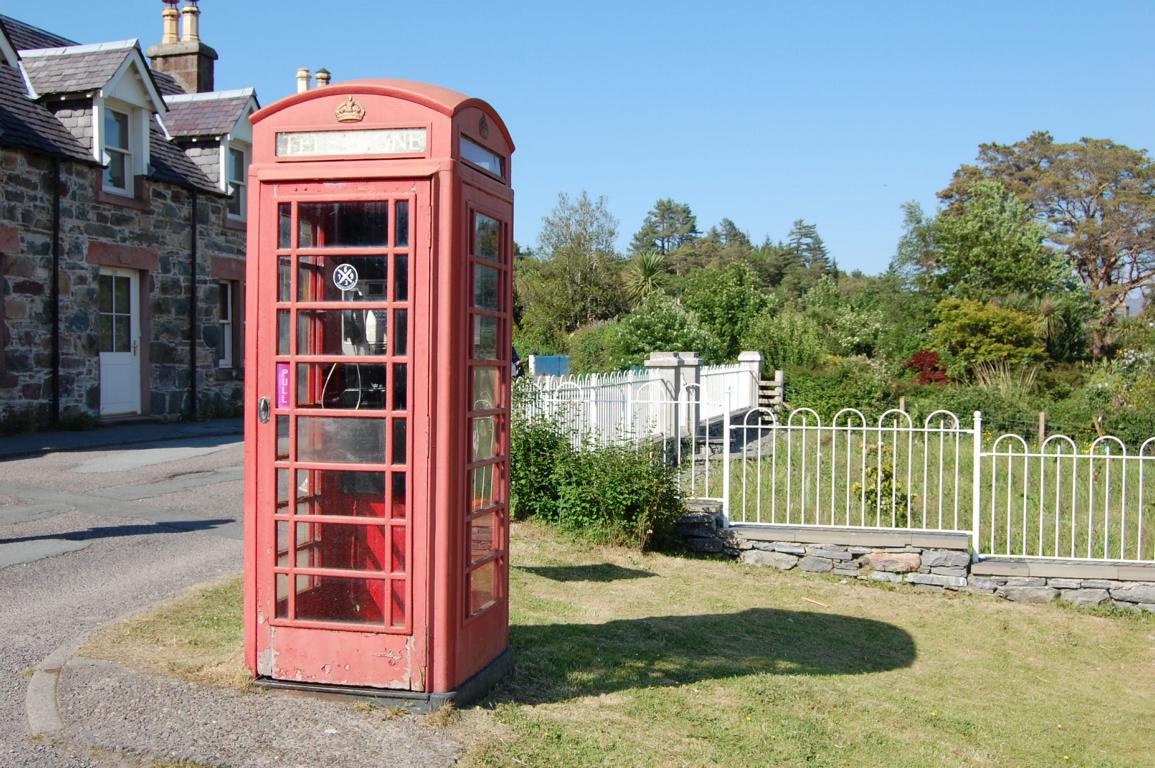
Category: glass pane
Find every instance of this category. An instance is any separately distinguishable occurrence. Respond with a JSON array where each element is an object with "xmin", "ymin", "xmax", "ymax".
[
  {"xmin": 472, "ymin": 315, "xmax": 499, "ymax": 360},
  {"xmin": 297, "ymin": 309, "xmax": 388, "ymax": 356},
  {"xmin": 277, "ymin": 310, "xmax": 290, "ymax": 354},
  {"xmin": 393, "ymin": 254, "xmax": 408, "ymax": 302},
  {"xmin": 473, "ymin": 265, "xmax": 499, "ymax": 310},
  {"xmin": 98, "ymin": 275, "xmax": 113, "ymax": 312},
  {"xmin": 474, "ymin": 213, "xmax": 500, "ymax": 261},
  {"xmin": 296, "ymin": 363, "xmax": 388, "ymax": 410},
  {"xmin": 278, "ymin": 203, "xmax": 291, "ymax": 249},
  {"xmin": 294, "ymin": 520, "xmax": 388, "ymax": 571},
  {"xmin": 394, "ymin": 200, "xmax": 409, "ymax": 247},
  {"xmin": 294, "ymin": 574, "xmax": 386, "ymax": 625},
  {"xmin": 218, "ymin": 283, "xmax": 230, "ymax": 320},
  {"xmin": 298, "ymin": 202, "xmax": 388, "ymax": 248},
  {"xmin": 278, "ymin": 257, "xmax": 291, "ymax": 301},
  {"xmin": 471, "ymin": 367, "xmax": 499, "ymax": 410},
  {"xmin": 470, "ymin": 465, "xmax": 495, "ymax": 511},
  {"xmin": 275, "ymin": 574, "xmax": 289, "ymax": 618},
  {"xmin": 105, "ymin": 110, "xmax": 128, "ymax": 149},
  {"xmin": 391, "ymin": 525, "xmax": 406, "ymax": 573},
  {"xmin": 468, "ymin": 560, "xmax": 497, "ymax": 614},
  {"xmin": 392, "ymin": 363, "xmax": 407, "ymax": 410},
  {"xmin": 114, "ymin": 315, "xmax": 130, "ymax": 352},
  {"xmin": 277, "ymin": 468, "xmax": 290, "ymax": 510},
  {"xmin": 113, "ymin": 276, "xmax": 130, "ymax": 313},
  {"xmin": 297, "ymin": 416, "xmax": 386, "ymax": 464},
  {"xmin": 471, "ymin": 416, "xmax": 496, "ymax": 462},
  {"xmin": 391, "ymin": 472, "xmax": 406, "ymax": 519},
  {"xmin": 468, "ymin": 514, "xmax": 496, "ymax": 564},
  {"xmin": 391, "ymin": 419, "xmax": 406, "ymax": 465},
  {"xmin": 229, "ymin": 148, "xmax": 245, "ymax": 182},
  {"xmin": 462, "ymin": 138, "xmax": 504, "ymax": 178},
  {"xmin": 393, "ymin": 309, "xmax": 408, "ymax": 356},
  {"xmin": 391, "ymin": 580, "xmax": 406, "ymax": 627},
  {"xmin": 276, "ymin": 519, "xmax": 291, "ymax": 564},
  {"xmin": 298, "ymin": 256, "xmax": 388, "ymax": 302},
  {"xmin": 295, "ymin": 469, "xmax": 388, "ymax": 517},
  {"xmin": 98, "ymin": 315, "xmax": 113, "ymax": 353},
  {"xmin": 276, "ymin": 415, "xmax": 290, "ymax": 459},
  {"xmin": 104, "ymin": 153, "xmax": 126, "ymax": 190}
]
